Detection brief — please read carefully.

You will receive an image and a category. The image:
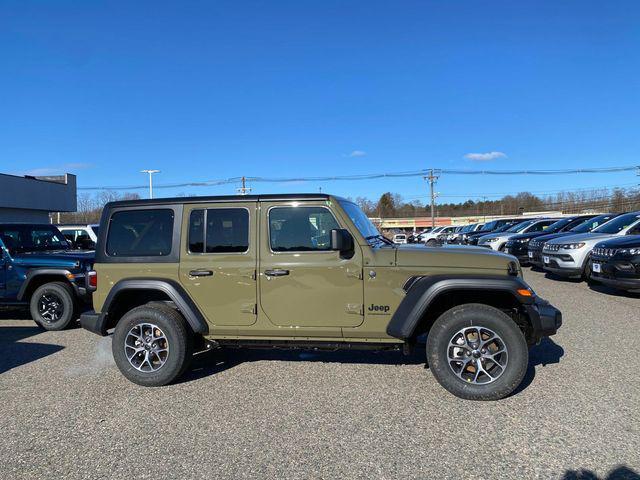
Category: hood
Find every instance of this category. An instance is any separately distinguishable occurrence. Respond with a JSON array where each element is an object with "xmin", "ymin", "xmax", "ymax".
[
  {"xmin": 533, "ymin": 231, "xmax": 578, "ymax": 243},
  {"xmin": 510, "ymin": 230, "xmax": 554, "ymax": 242},
  {"xmin": 545, "ymin": 232, "xmax": 615, "ymax": 245},
  {"xmin": 594, "ymin": 235, "xmax": 640, "ymax": 249},
  {"xmin": 390, "ymin": 244, "xmax": 516, "ymax": 272},
  {"xmin": 481, "ymin": 232, "xmax": 516, "ymax": 241},
  {"xmin": 11, "ymin": 250, "xmax": 95, "ymax": 269}
]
